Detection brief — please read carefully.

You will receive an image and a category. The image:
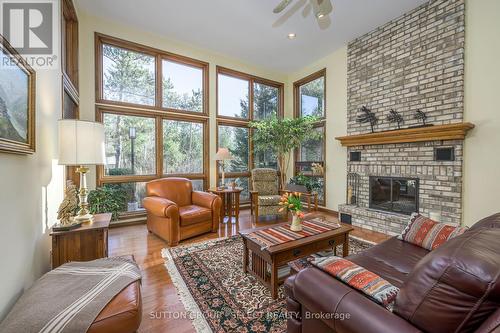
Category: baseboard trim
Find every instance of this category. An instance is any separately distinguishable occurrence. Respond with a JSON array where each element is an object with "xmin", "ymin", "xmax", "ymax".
[{"xmin": 317, "ymin": 207, "xmax": 339, "ymax": 217}]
